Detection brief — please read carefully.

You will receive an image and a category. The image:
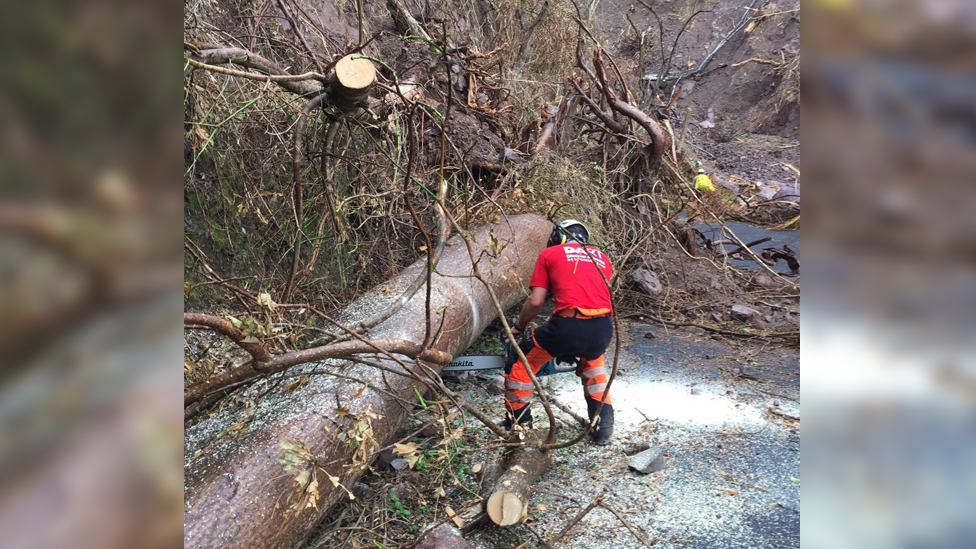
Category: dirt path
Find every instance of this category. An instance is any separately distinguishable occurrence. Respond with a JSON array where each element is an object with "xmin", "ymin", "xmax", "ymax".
[
  {"xmin": 457, "ymin": 321, "xmax": 799, "ymax": 548},
  {"xmin": 302, "ymin": 319, "xmax": 799, "ymax": 549}
]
